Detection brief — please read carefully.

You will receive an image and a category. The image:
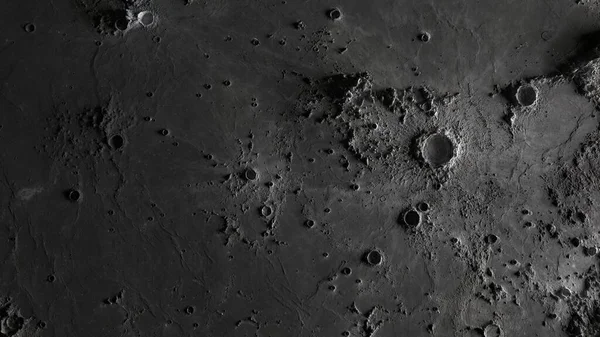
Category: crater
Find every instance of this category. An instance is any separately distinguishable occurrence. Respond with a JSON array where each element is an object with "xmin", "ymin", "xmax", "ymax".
[{"xmin": 422, "ymin": 133, "xmax": 454, "ymax": 168}]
